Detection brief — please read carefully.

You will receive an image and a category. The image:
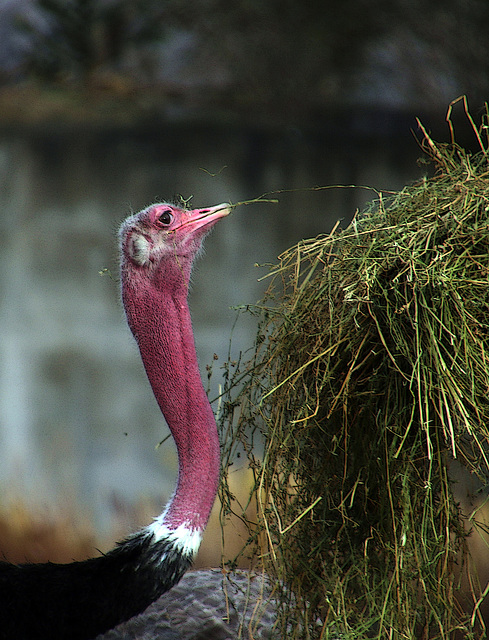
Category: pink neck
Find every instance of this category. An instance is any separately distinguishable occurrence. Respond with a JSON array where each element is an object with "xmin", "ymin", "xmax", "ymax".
[{"xmin": 122, "ymin": 269, "xmax": 220, "ymax": 533}]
